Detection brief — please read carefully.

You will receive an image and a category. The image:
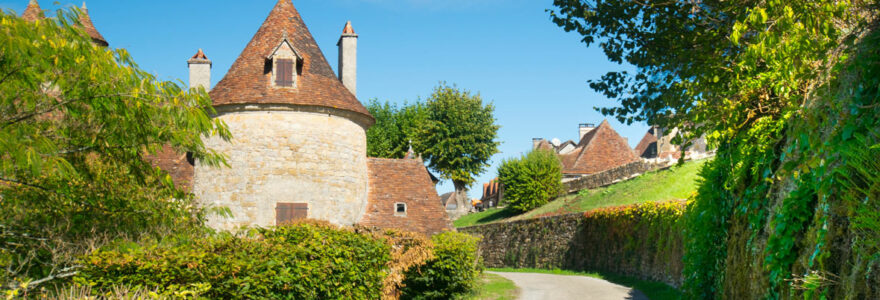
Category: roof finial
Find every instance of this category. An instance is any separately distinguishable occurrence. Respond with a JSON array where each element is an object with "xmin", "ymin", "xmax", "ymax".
[
  {"xmin": 81, "ymin": 1, "xmax": 87, "ymax": 10},
  {"xmin": 29, "ymin": 0, "xmax": 38, "ymax": 5},
  {"xmin": 342, "ymin": 21, "xmax": 355, "ymax": 34},
  {"xmin": 282, "ymin": 30, "xmax": 288, "ymax": 40}
]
